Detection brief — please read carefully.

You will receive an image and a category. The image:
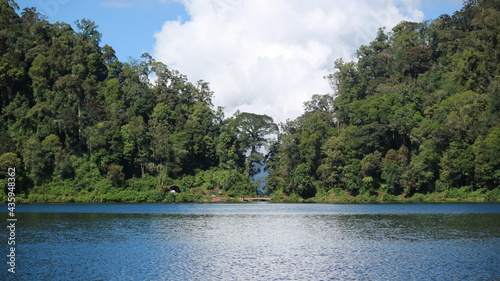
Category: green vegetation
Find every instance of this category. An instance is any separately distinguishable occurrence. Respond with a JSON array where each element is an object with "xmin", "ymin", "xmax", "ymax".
[
  {"xmin": 267, "ymin": 0, "xmax": 500, "ymax": 202},
  {"xmin": 0, "ymin": 0, "xmax": 498, "ymax": 203},
  {"xmin": 0, "ymin": 1, "xmax": 271, "ymax": 203}
]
